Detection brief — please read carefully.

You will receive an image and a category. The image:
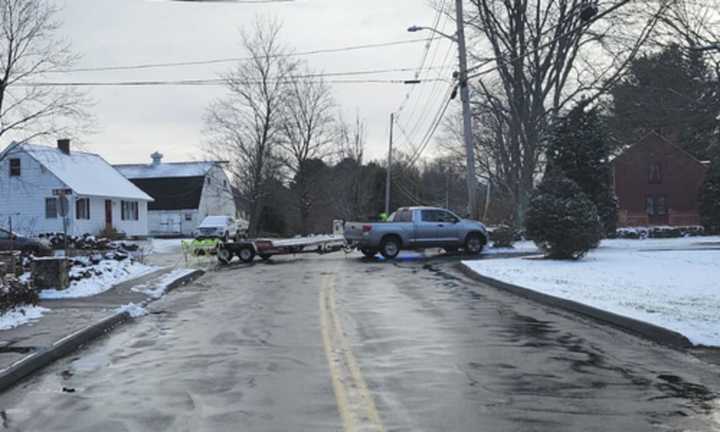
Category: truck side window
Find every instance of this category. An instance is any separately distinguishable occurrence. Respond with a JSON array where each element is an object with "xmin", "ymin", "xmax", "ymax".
[{"xmin": 395, "ymin": 210, "xmax": 411, "ymax": 222}]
